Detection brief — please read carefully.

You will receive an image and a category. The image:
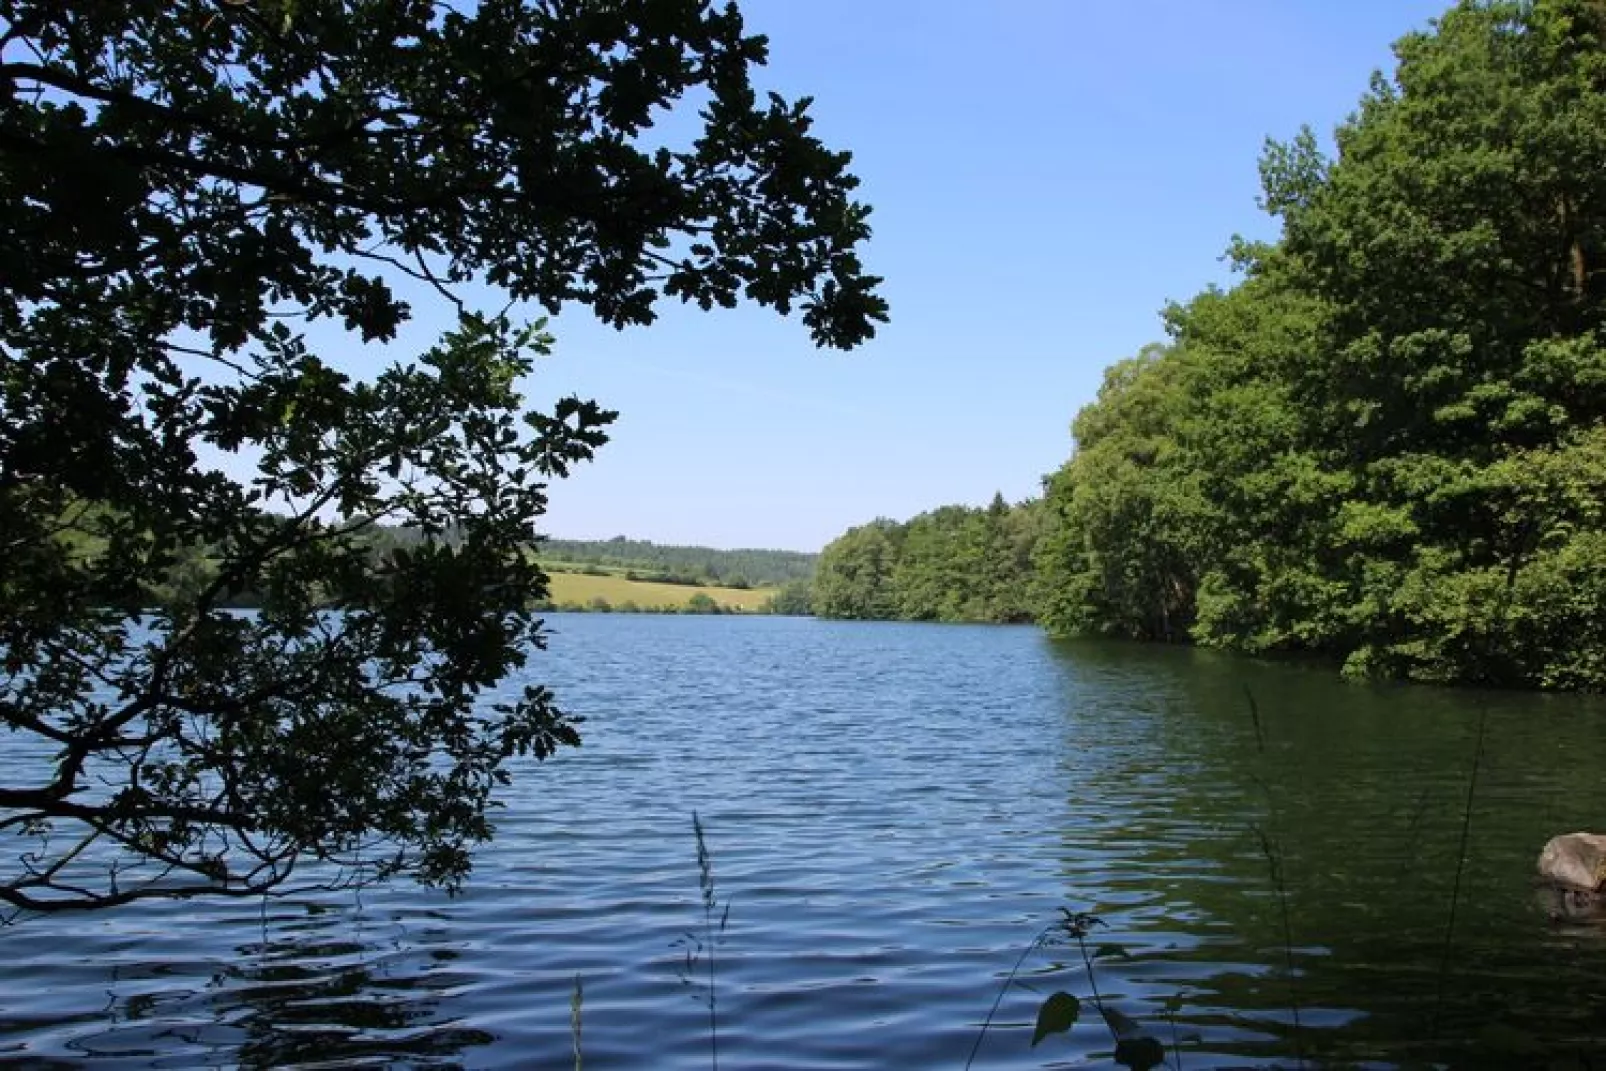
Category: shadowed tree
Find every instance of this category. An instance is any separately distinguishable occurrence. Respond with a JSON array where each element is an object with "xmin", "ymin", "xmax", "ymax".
[{"xmin": 0, "ymin": 0, "xmax": 885, "ymax": 913}]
